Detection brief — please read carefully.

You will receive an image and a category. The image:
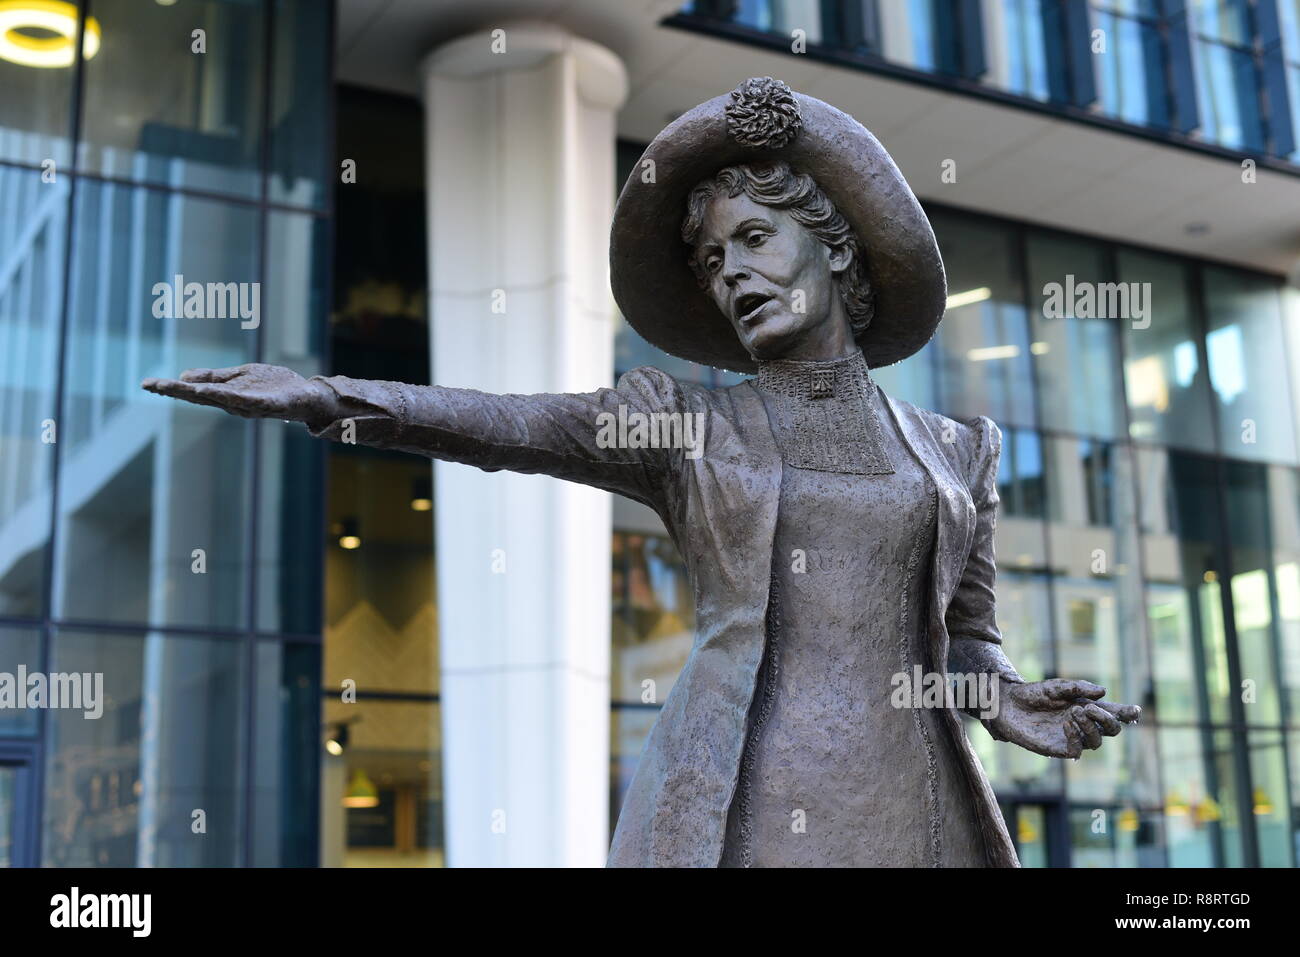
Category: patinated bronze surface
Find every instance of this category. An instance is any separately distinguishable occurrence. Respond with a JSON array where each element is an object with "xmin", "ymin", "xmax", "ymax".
[{"xmin": 143, "ymin": 78, "xmax": 1140, "ymax": 868}]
